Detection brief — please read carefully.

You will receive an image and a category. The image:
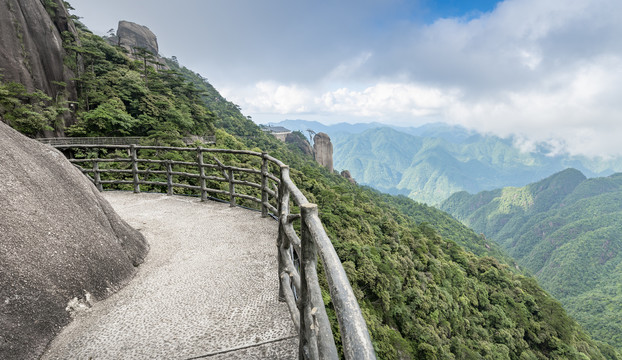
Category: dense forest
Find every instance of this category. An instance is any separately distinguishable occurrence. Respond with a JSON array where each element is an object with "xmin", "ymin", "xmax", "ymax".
[
  {"xmin": 441, "ymin": 168, "xmax": 622, "ymax": 351},
  {"xmin": 1, "ymin": 3, "xmax": 620, "ymax": 358}
]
